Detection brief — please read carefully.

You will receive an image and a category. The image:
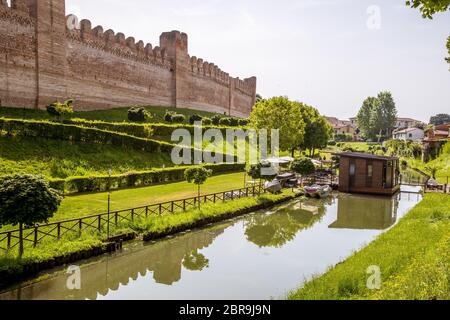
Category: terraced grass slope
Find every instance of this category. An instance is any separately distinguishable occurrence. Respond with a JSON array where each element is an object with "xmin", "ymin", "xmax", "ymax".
[
  {"xmin": 0, "ymin": 105, "xmax": 227, "ymax": 124},
  {"xmin": 0, "ymin": 135, "xmax": 173, "ymax": 179}
]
